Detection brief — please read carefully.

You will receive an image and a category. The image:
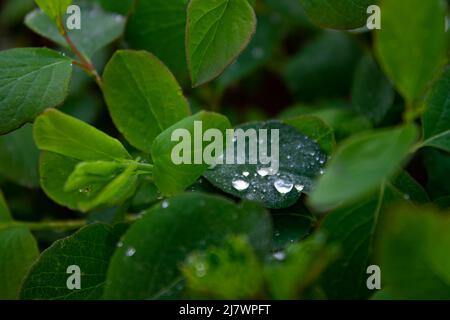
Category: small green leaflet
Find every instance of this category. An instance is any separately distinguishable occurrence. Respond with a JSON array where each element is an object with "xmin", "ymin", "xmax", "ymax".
[
  {"xmin": 204, "ymin": 121, "xmax": 327, "ymax": 209},
  {"xmin": 186, "ymin": 0, "xmax": 257, "ymax": 86},
  {"xmin": 298, "ymin": 0, "xmax": 376, "ymax": 30},
  {"xmin": 0, "ymin": 48, "xmax": 72, "ymax": 134},
  {"xmin": 21, "ymin": 223, "xmax": 125, "ymax": 299},
  {"xmin": 103, "ymin": 50, "xmax": 190, "ymax": 153},
  {"xmin": 377, "ymin": 204, "xmax": 450, "ymax": 299},
  {"xmin": 35, "ymin": 0, "xmax": 72, "ymax": 20},
  {"xmin": 422, "ymin": 69, "xmax": 450, "ymax": 152}
]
